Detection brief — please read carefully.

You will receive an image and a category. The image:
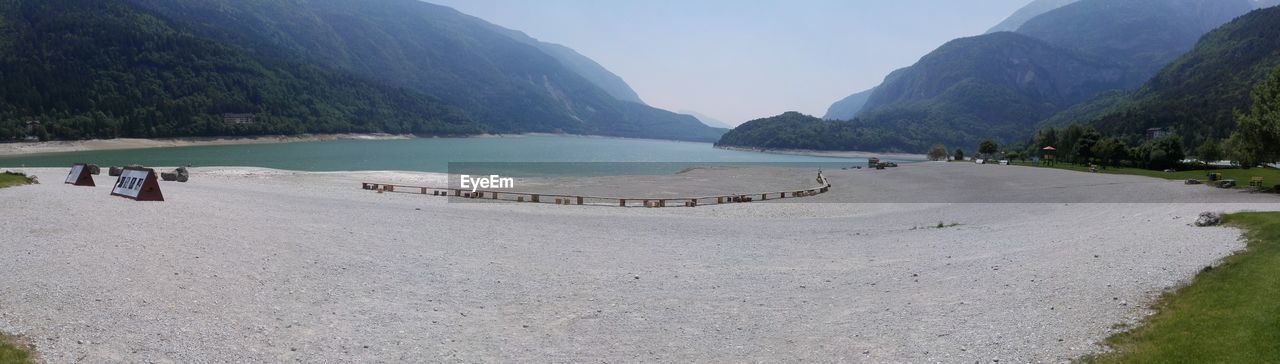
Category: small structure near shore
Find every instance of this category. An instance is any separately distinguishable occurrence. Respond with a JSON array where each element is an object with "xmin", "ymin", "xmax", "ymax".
[{"xmin": 222, "ymin": 113, "xmax": 256, "ymax": 125}]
